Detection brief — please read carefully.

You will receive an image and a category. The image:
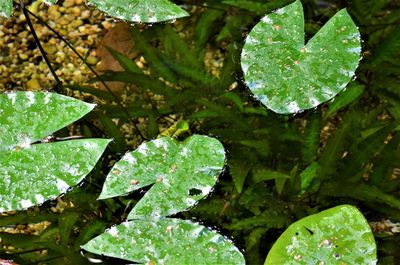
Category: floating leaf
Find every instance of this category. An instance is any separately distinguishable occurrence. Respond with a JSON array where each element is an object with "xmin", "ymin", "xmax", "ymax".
[
  {"xmin": 241, "ymin": 0, "xmax": 361, "ymax": 114},
  {"xmin": 43, "ymin": 0, "xmax": 58, "ymax": 4},
  {"xmin": 264, "ymin": 205, "xmax": 377, "ymax": 264},
  {"xmin": 0, "ymin": 0, "xmax": 58, "ymax": 17},
  {"xmin": 0, "ymin": 139, "xmax": 109, "ymax": 212},
  {"xmin": 88, "ymin": 0, "xmax": 189, "ymax": 23},
  {"xmin": 0, "ymin": 92, "xmax": 110, "ymax": 212},
  {"xmin": 0, "ymin": 0, "xmax": 12, "ymax": 17},
  {"xmin": 0, "ymin": 91, "xmax": 95, "ymax": 151},
  {"xmin": 82, "ymin": 218, "xmax": 245, "ymax": 264},
  {"xmin": 99, "ymin": 135, "xmax": 225, "ymax": 219}
]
